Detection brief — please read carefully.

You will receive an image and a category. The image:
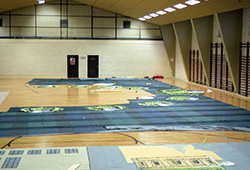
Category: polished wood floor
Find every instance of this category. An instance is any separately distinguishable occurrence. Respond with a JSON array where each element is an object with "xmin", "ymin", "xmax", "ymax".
[{"xmin": 0, "ymin": 78, "xmax": 249, "ymax": 149}]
